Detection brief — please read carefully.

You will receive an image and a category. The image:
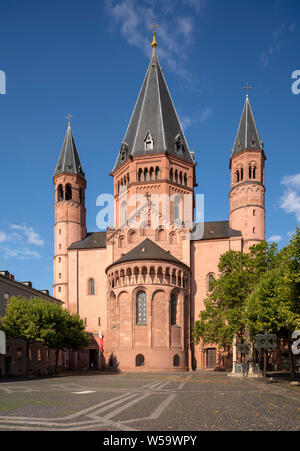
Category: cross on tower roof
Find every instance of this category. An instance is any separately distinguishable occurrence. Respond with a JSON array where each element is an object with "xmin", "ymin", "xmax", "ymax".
[
  {"xmin": 243, "ymin": 83, "xmax": 253, "ymax": 97},
  {"xmin": 66, "ymin": 113, "xmax": 73, "ymax": 127}
]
